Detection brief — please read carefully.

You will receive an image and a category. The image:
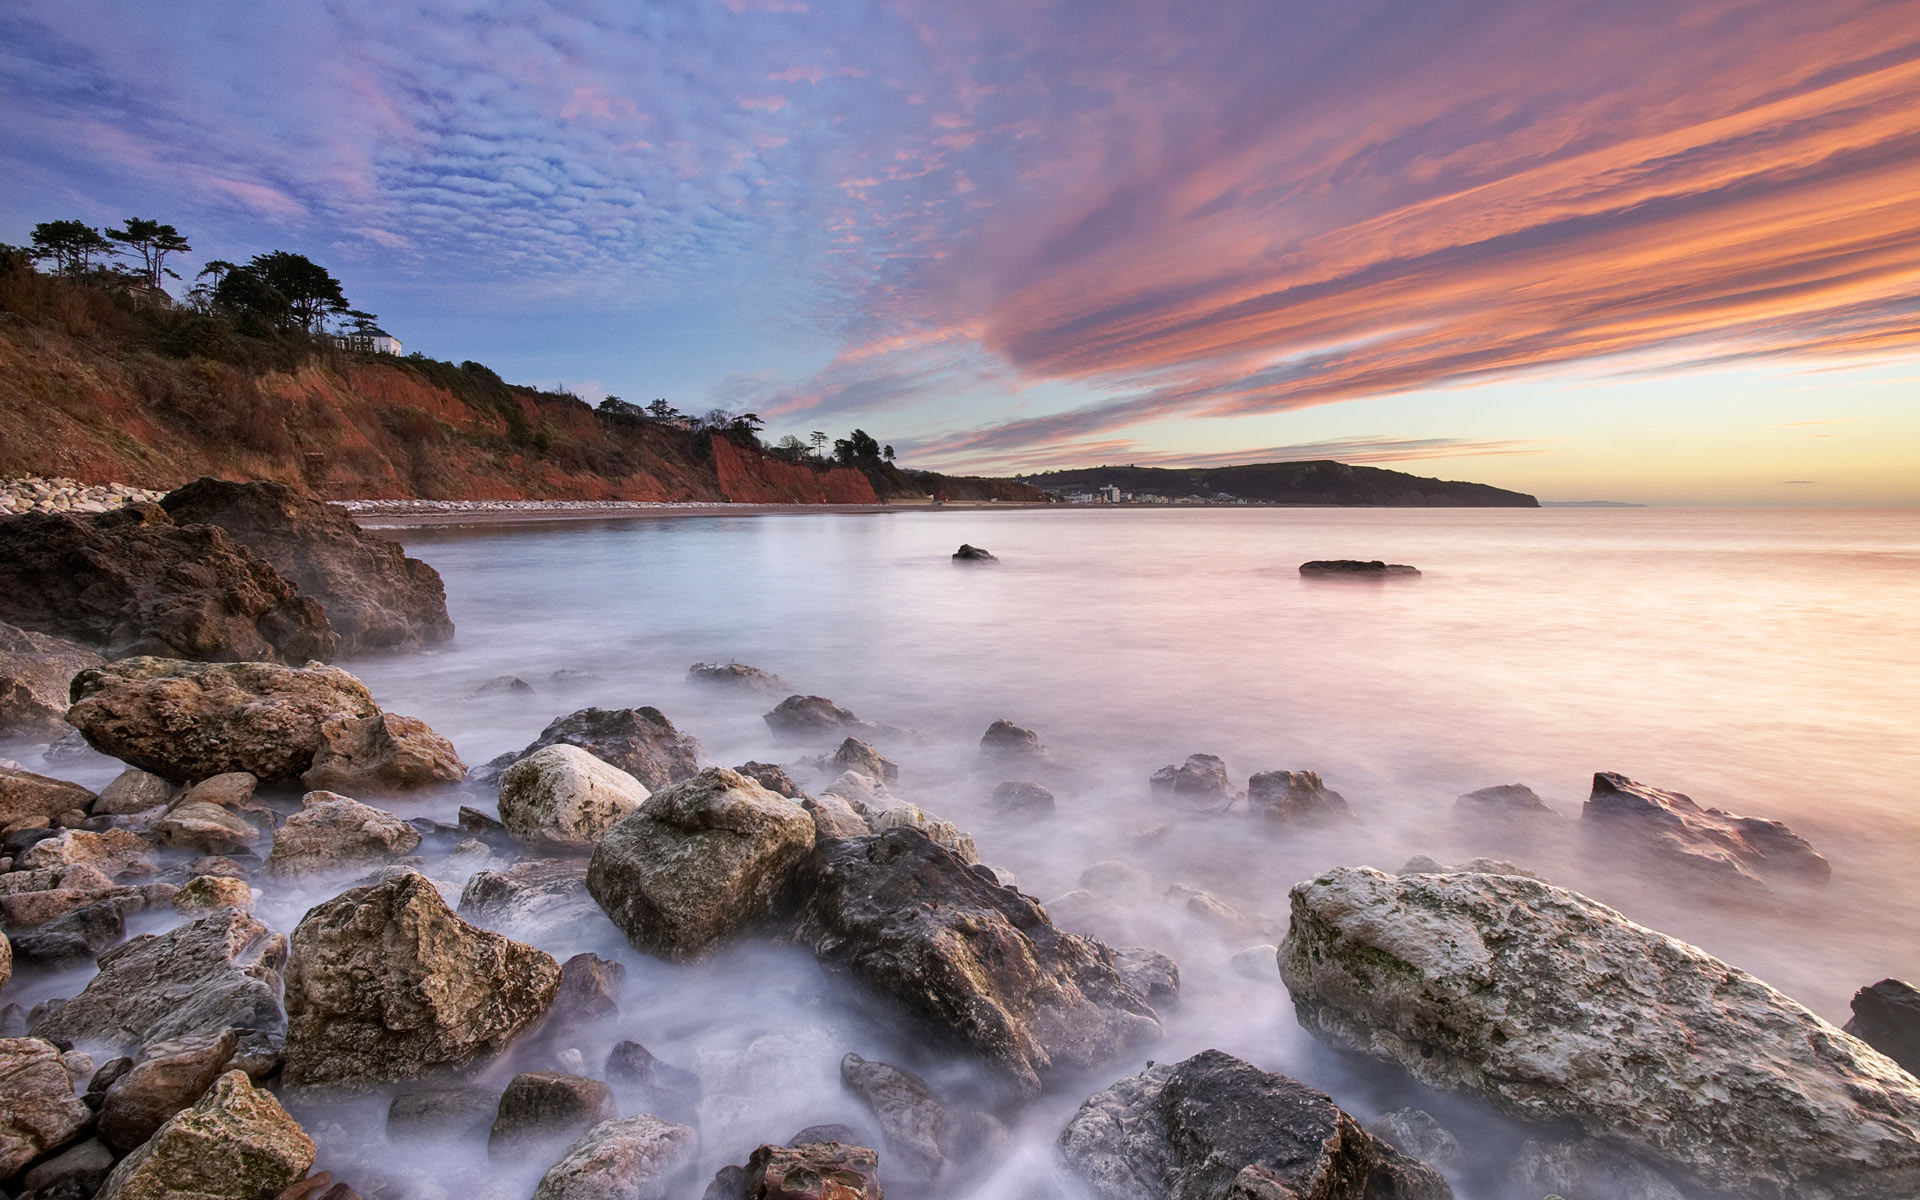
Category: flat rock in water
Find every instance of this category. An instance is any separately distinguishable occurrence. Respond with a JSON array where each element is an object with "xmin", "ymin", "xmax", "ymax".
[
  {"xmin": 32, "ymin": 909, "xmax": 288, "ymax": 1059},
  {"xmin": 282, "ymin": 872, "xmax": 560, "ymax": 1089},
  {"xmin": 687, "ymin": 662, "xmax": 793, "ymax": 694},
  {"xmin": 786, "ymin": 827, "xmax": 1162, "ymax": 1099},
  {"xmin": 458, "ymin": 857, "xmax": 603, "ymax": 943},
  {"xmin": 66, "ymin": 658, "xmax": 382, "ymax": 785},
  {"xmin": 1582, "ymin": 770, "xmax": 1830, "ymax": 890},
  {"xmin": 1299, "ymin": 559, "xmax": 1420, "ymax": 577},
  {"xmin": 0, "ymin": 619, "xmax": 103, "ymax": 738},
  {"xmin": 160, "ymin": 477, "xmax": 454, "ymax": 653},
  {"xmin": 1058, "ymin": 1049, "xmax": 1452, "ymax": 1200},
  {"xmin": 0, "ymin": 504, "xmax": 337, "ymax": 662},
  {"xmin": 1278, "ymin": 866, "xmax": 1920, "ymax": 1200}
]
